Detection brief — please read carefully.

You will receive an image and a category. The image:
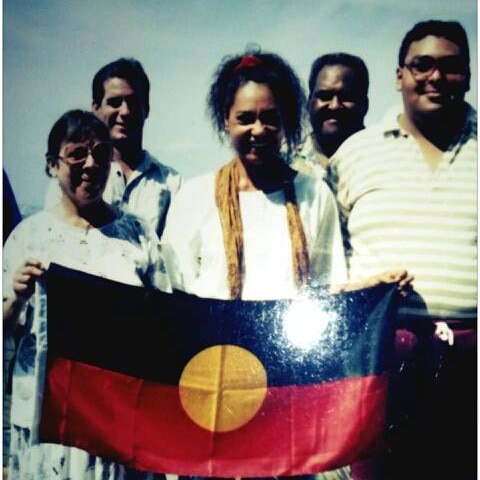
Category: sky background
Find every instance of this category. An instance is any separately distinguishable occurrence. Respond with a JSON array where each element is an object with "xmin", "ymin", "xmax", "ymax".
[{"xmin": 3, "ymin": 0, "xmax": 478, "ymax": 211}]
